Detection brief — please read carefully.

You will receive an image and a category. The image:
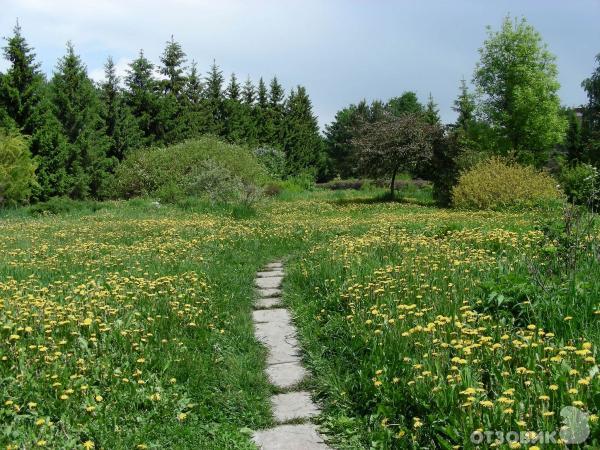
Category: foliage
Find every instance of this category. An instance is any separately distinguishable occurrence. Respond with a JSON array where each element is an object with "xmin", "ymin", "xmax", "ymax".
[
  {"xmin": 352, "ymin": 112, "xmax": 436, "ymax": 198},
  {"xmin": 560, "ymin": 163, "xmax": 599, "ymax": 209},
  {"xmin": 282, "ymin": 86, "xmax": 326, "ymax": 179},
  {"xmin": 112, "ymin": 136, "xmax": 268, "ymax": 203},
  {"xmin": 473, "ymin": 15, "xmax": 567, "ymax": 165},
  {"xmin": 581, "ymin": 54, "xmax": 600, "ymax": 165},
  {"xmin": 50, "ymin": 42, "xmax": 112, "ymax": 199},
  {"xmin": 452, "ymin": 156, "xmax": 564, "ymax": 210},
  {"xmin": 0, "ymin": 129, "xmax": 37, "ymax": 207},
  {"xmin": 253, "ymin": 146, "xmax": 286, "ymax": 179}
]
